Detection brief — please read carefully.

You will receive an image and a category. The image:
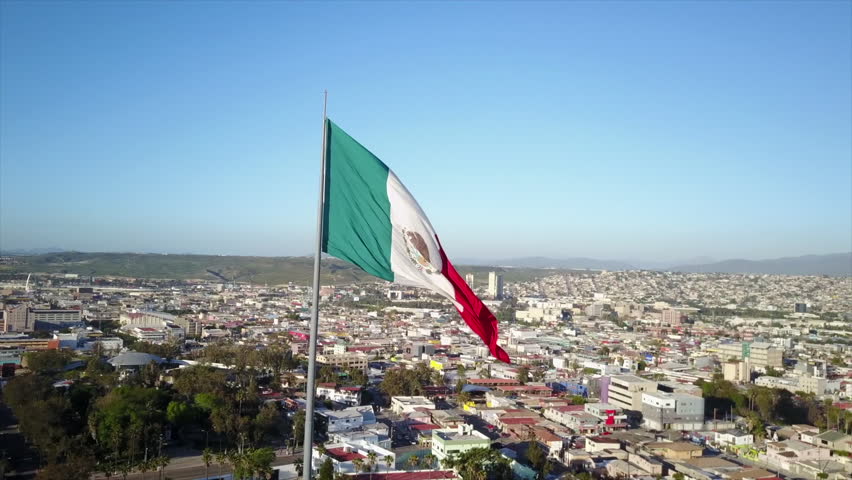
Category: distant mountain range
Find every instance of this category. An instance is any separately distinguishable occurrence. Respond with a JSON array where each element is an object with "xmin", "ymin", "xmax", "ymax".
[
  {"xmin": 1, "ymin": 250, "xmax": 847, "ymax": 280},
  {"xmin": 462, "ymin": 256, "xmax": 636, "ymax": 271},
  {"xmin": 461, "ymin": 253, "xmax": 851, "ymax": 276},
  {"xmin": 668, "ymin": 253, "xmax": 851, "ymax": 276}
]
